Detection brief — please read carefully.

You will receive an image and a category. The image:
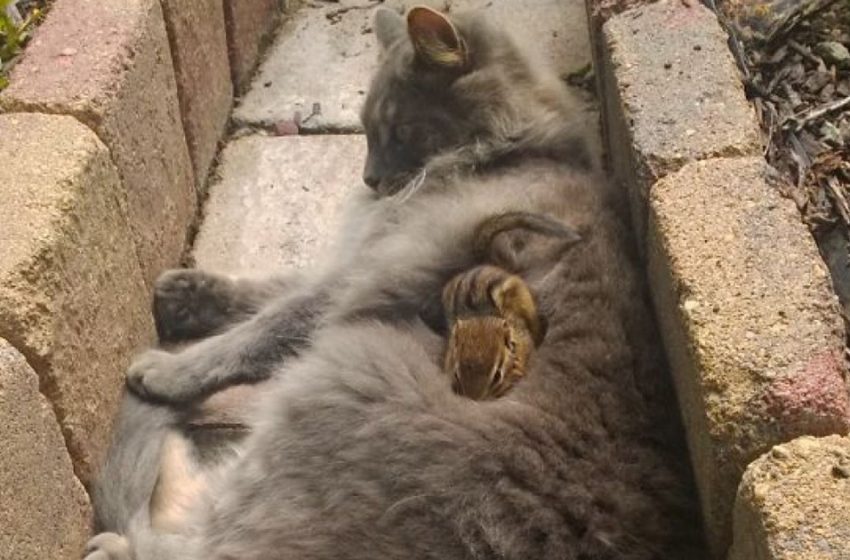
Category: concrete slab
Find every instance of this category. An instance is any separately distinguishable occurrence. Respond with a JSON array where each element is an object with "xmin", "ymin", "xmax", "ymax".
[
  {"xmin": 0, "ymin": 338, "xmax": 92, "ymax": 560},
  {"xmin": 192, "ymin": 134, "xmax": 367, "ymax": 276},
  {"xmin": 460, "ymin": 0, "xmax": 591, "ymax": 78},
  {"xmin": 234, "ymin": 0, "xmax": 590, "ymax": 132},
  {"xmin": 730, "ymin": 435, "xmax": 850, "ymax": 560}
]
